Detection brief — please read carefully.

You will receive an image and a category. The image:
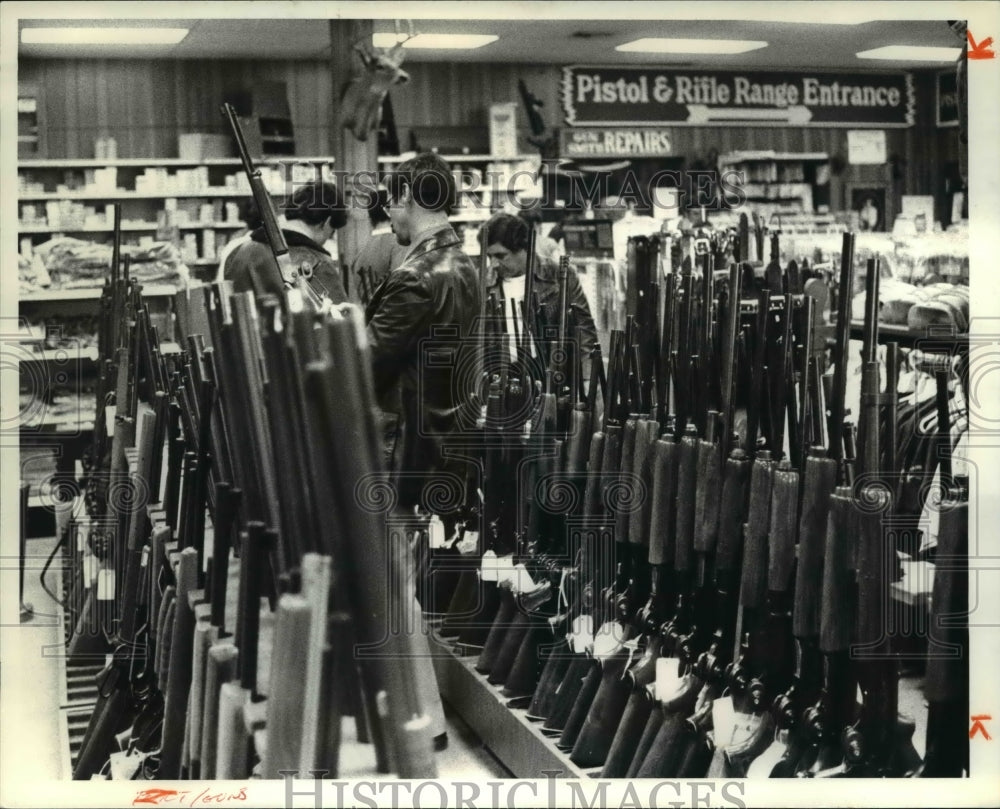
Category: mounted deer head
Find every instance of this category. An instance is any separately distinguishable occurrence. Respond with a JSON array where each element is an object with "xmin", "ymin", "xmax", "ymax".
[{"xmin": 340, "ymin": 21, "xmax": 415, "ymax": 142}]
